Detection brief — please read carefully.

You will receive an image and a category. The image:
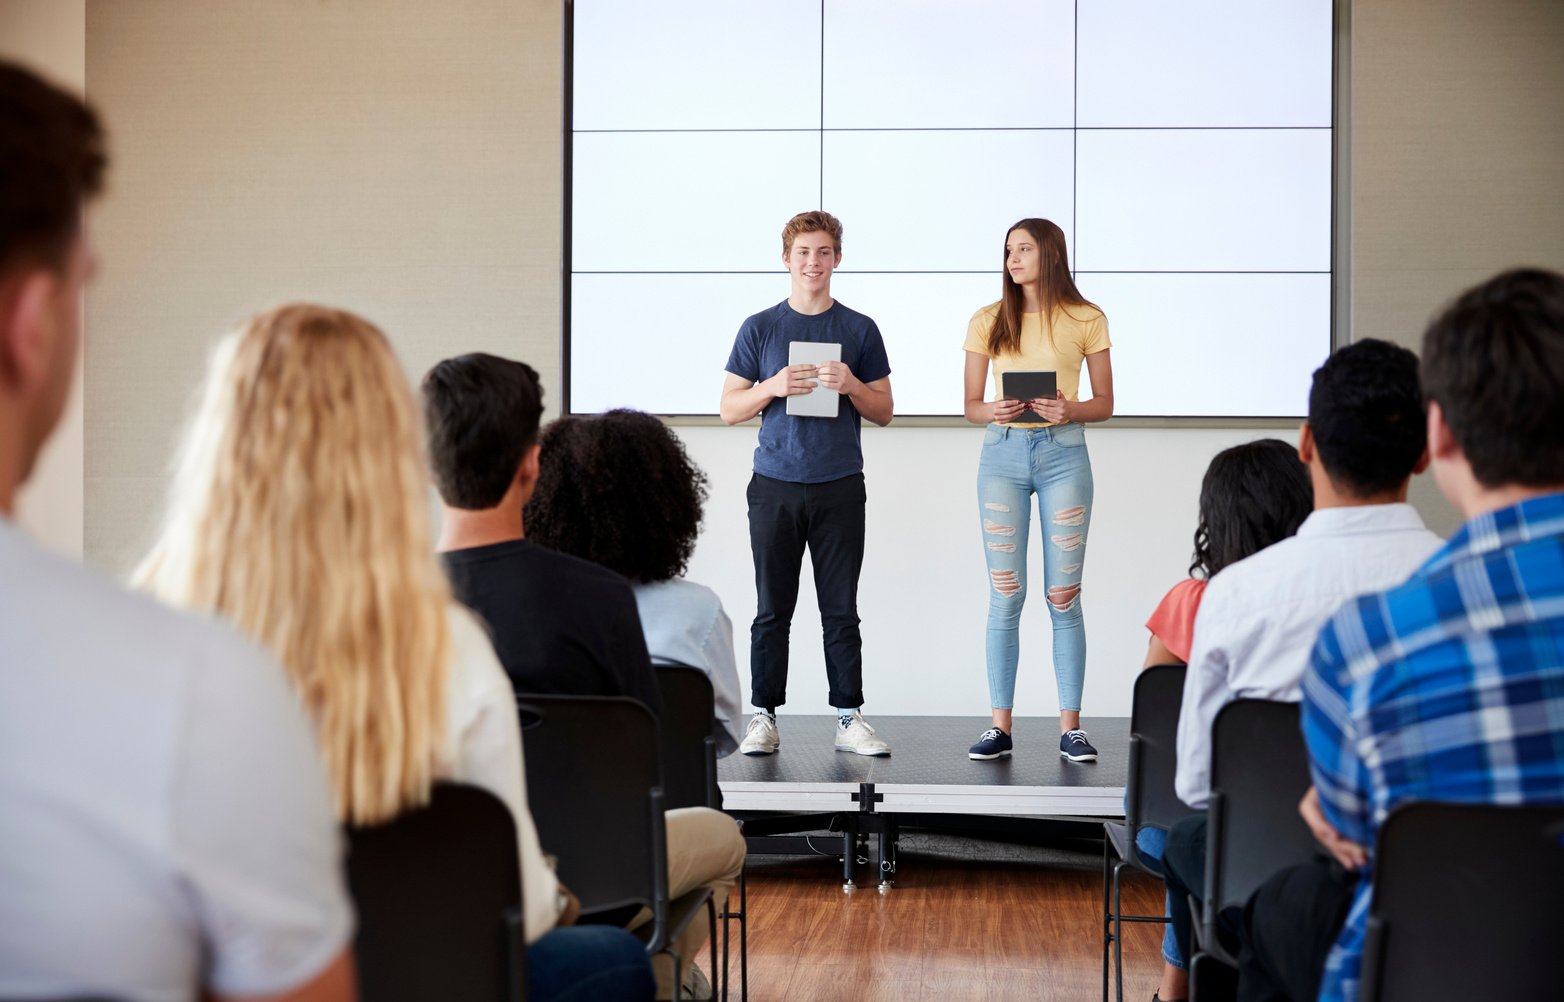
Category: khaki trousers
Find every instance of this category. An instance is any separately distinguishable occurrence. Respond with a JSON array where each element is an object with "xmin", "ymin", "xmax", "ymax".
[{"xmin": 626, "ymin": 806, "xmax": 747, "ymax": 999}]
